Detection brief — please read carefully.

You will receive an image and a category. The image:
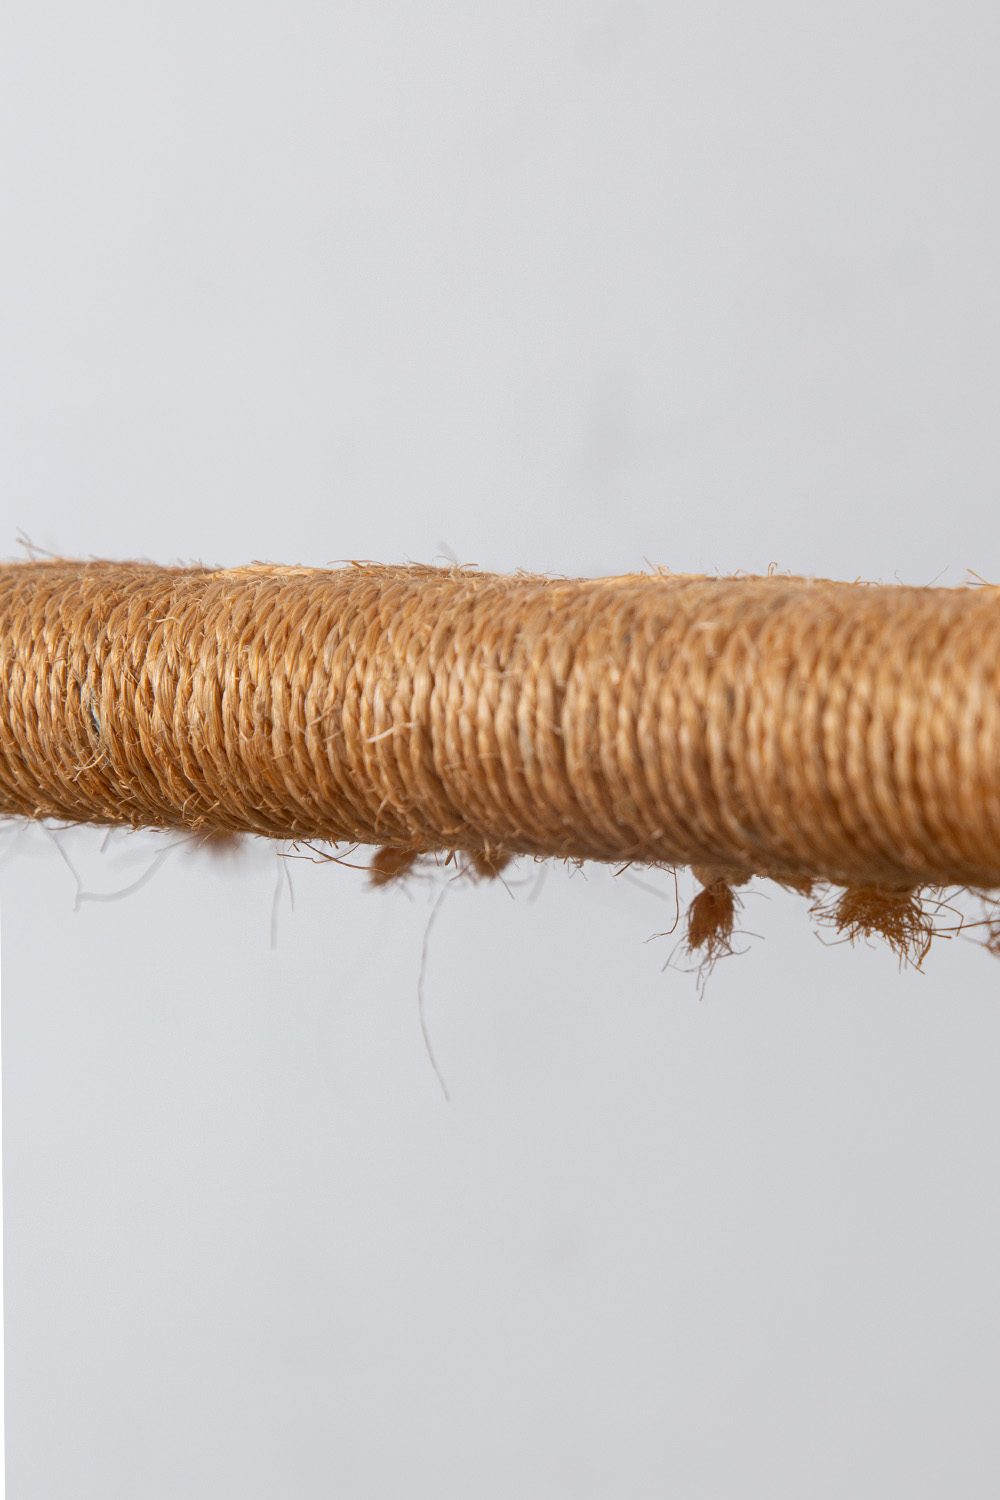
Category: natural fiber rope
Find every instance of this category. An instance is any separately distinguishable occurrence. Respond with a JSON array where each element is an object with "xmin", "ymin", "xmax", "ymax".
[{"xmin": 3, "ymin": 558, "xmax": 1000, "ymax": 905}]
